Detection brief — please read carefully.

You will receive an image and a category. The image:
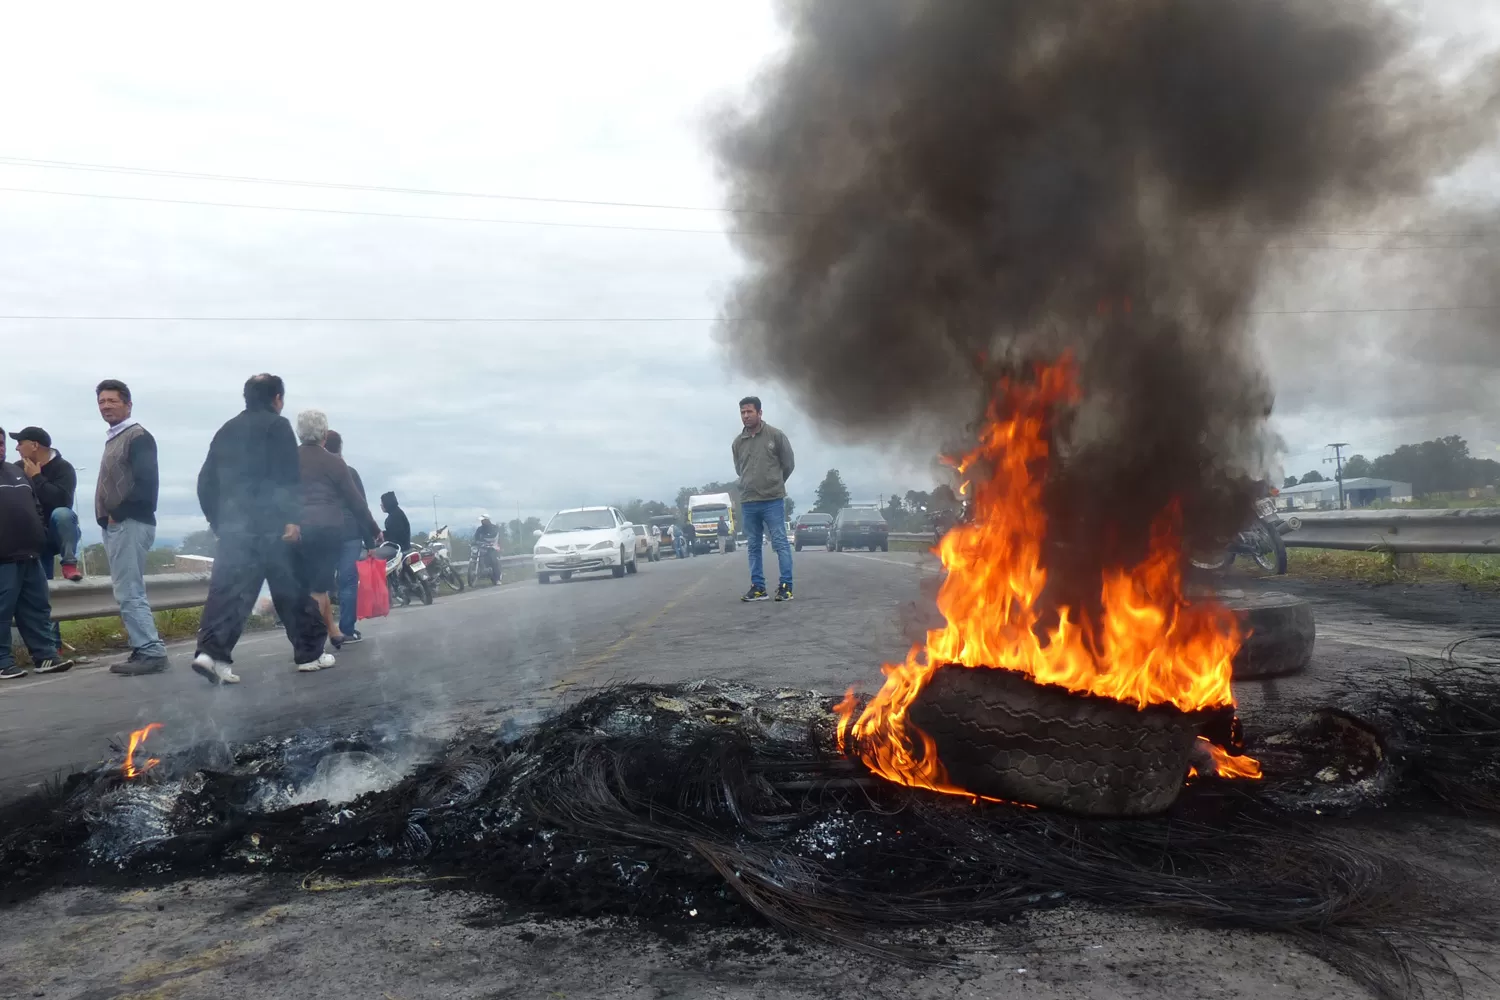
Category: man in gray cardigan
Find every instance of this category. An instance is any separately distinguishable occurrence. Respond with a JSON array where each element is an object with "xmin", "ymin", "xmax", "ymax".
[{"xmin": 95, "ymin": 379, "xmax": 168, "ymax": 675}]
